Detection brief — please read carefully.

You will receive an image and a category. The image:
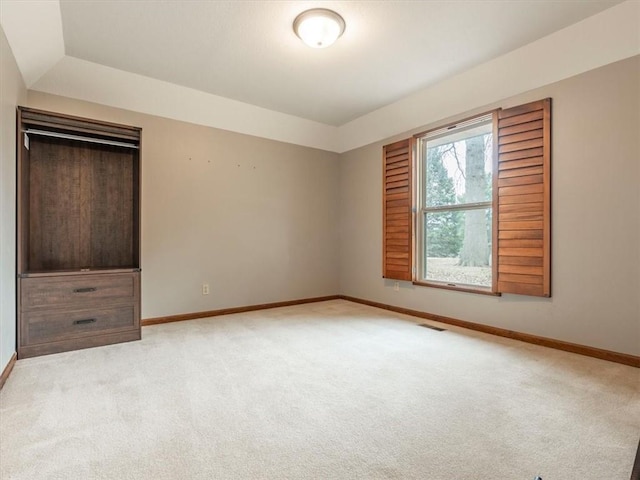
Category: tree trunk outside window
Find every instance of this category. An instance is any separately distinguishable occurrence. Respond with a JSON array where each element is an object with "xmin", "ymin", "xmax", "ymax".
[{"xmin": 459, "ymin": 135, "xmax": 489, "ymax": 267}]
